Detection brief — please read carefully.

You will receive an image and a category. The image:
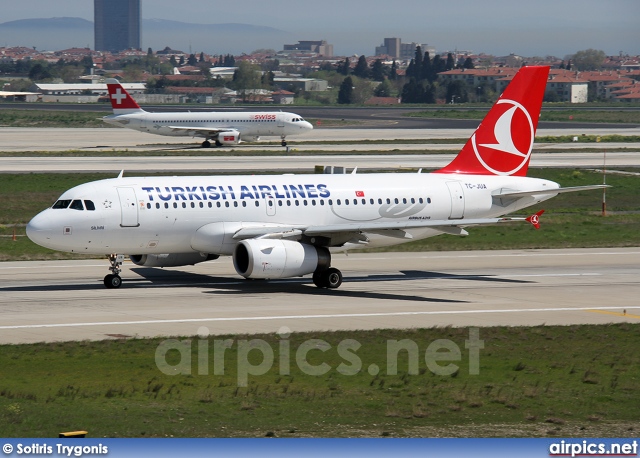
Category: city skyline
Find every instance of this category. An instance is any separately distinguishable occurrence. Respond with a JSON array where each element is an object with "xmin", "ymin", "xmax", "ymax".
[{"xmin": 0, "ymin": 0, "xmax": 638, "ymax": 57}]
